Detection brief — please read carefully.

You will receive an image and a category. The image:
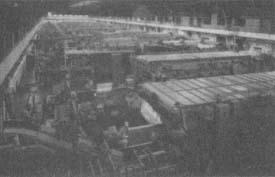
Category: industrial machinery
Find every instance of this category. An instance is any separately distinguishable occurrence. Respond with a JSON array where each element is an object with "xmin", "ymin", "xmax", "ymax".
[
  {"xmin": 140, "ymin": 71, "xmax": 275, "ymax": 174},
  {"xmin": 132, "ymin": 51, "xmax": 274, "ymax": 82},
  {"xmin": 1, "ymin": 13, "xmax": 275, "ymax": 177}
]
